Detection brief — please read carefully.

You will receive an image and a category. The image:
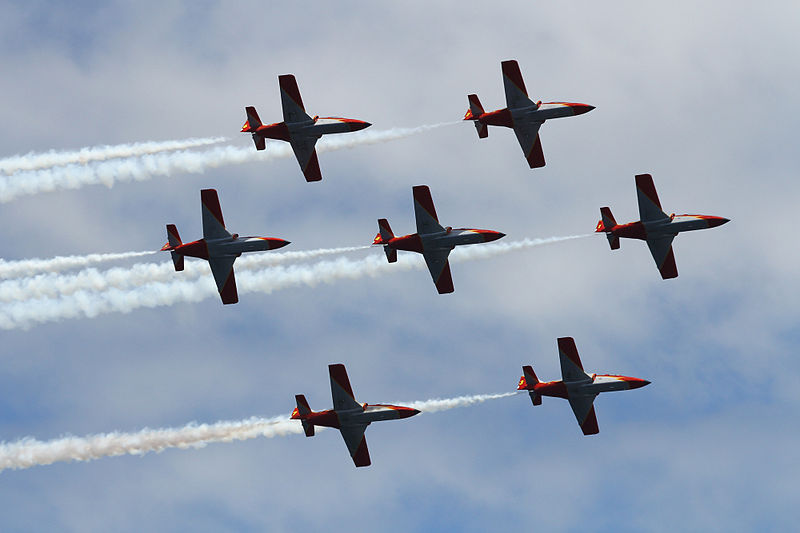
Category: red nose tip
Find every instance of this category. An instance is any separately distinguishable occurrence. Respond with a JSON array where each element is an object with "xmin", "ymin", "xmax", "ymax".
[
  {"xmin": 486, "ymin": 231, "xmax": 506, "ymax": 242},
  {"xmin": 708, "ymin": 217, "xmax": 730, "ymax": 228},
  {"xmin": 353, "ymin": 121, "xmax": 371, "ymax": 131},
  {"xmin": 628, "ymin": 378, "xmax": 651, "ymax": 390},
  {"xmin": 571, "ymin": 104, "xmax": 595, "ymax": 116},
  {"xmin": 270, "ymin": 239, "xmax": 291, "ymax": 250}
]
